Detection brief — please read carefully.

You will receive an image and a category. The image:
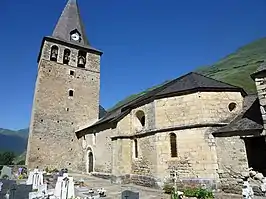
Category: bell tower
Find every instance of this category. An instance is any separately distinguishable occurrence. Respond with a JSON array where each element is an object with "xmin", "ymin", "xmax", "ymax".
[{"xmin": 26, "ymin": 0, "xmax": 102, "ymax": 171}]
